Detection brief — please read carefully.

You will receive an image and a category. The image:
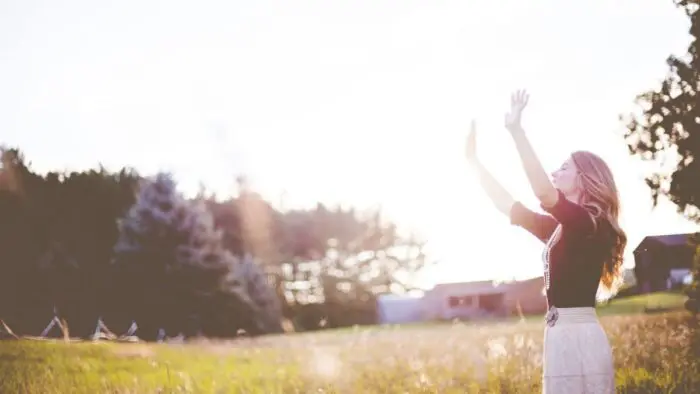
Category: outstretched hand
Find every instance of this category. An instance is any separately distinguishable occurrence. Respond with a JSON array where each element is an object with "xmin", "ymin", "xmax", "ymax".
[
  {"xmin": 465, "ymin": 119, "xmax": 478, "ymax": 166},
  {"xmin": 504, "ymin": 89, "xmax": 529, "ymax": 133}
]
